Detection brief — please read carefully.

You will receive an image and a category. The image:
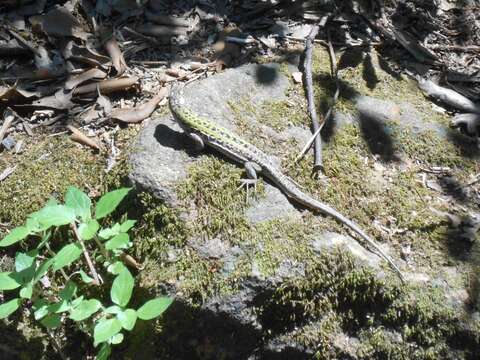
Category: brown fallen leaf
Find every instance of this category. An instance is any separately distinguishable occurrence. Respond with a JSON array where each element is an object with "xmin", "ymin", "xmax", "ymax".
[
  {"xmin": 144, "ymin": 11, "xmax": 190, "ymax": 27},
  {"xmin": 62, "ymin": 41, "xmax": 111, "ymax": 69},
  {"xmin": 0, "ymin": 84, "xmax": 39, "ymax": 103},
  {"xmin": 73, "ymin": 76, "xmax": 139, "ymax": 96},
  {"xmin": 67, "ymin": 125, "xmax": 100, "ymax": 150},
  {"xmin": 31, "ymin": 89, "xmax": 74, "ymax": 110},
  {"xmin": 110, "ymin": 87, "xmax": 167, "ymax": 123},
  {"xmin": 30, "ymin": 6, "xmax": 89, "ymax": 40},
  {"xmin": 102, "ymin": 31, "xmax": 127, "ymax": 76},
  {"xmin": 65, "ymin": 68, "xmax": 107, "ymax": 91}
]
